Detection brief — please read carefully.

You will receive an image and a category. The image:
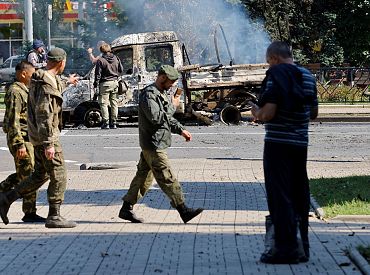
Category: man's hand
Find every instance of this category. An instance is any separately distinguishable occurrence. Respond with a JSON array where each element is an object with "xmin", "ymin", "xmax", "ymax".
[
  {"xmin": 45, "ymin": 146, "xmax": 55, "ymax": 160},
  {"xmin": 181, "ymin": 130, "xmax": 192, "ymax": 142},
  {"xmin": 87, "ymin": 48, "xmax": 93, "ymax": 54},
  {"xmin": 68, "ymin": 74, "xmax": 79, "ymax": 86},
  {"xmin": 172, "ymin": 95, "xmax": 180, "ymax": 108},
  {"xmin": 249, "ymin": 101, "xmax": 259, "ymax": 119},
  {"xmin": 16, "ymin": 147, "xmax": 27, "ymax": 159}
]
